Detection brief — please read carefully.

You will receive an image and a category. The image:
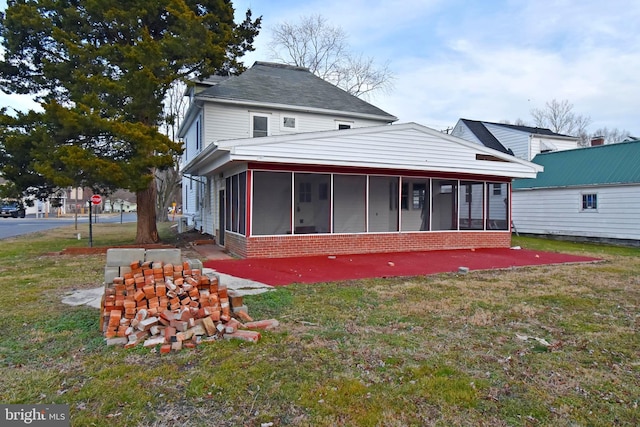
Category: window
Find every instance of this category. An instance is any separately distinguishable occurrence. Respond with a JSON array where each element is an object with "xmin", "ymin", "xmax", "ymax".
[
  {"xmin": 299, "ymin": 182, "xmax": 312, "ymax": 203},
  {"xmin": 224, "ymin": 172, "xmax": 247, "ymax": 235},
  {"xmin": 294, "ymin": 173, "xmax": 330, "ymax": 233},
  {"xmin": 401, "ymin": 178, "xmax": 430, "ymax": 231},
  {"xmin": 486, "ymin": 182, "xmax": 509, "ymax": 230},
  {"xmin": 336, "ymin": 121, "xmax": 353, "ymax": 130},
  {"xmin": 334, "ymin": 175, "xmax": 366, "ymax": 233},
  {"xmin": 251, "ymin": 114, "xmax": 269, "ymax": 137},
  {"xmin": 281, "ymin": 116, "xmax": 297, "ymax": 131},
  {"xmin": 368, "ymin": 176, "xmax": 399, "ymax": 232},
  {"xmin": 582, "ymin": 193, "xmax": 597, "ymax": 210},
  {"xmin": 196, "ymin": 118, "xmax": 202, "ymax": 150},
  {"xmin": 318, "ymin": 183, "xmax": 328, "ymax": 201},
  {"xmin": 459, "ymin": 181, "xmax": 484, "ymax": 230},
  {"xmin": 432, "ymin": 179, "xmax": 458, "ymax": 230},
  {"xmin": 252, "ymin": 172, "xmax": 292, "ymax": 235}
]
